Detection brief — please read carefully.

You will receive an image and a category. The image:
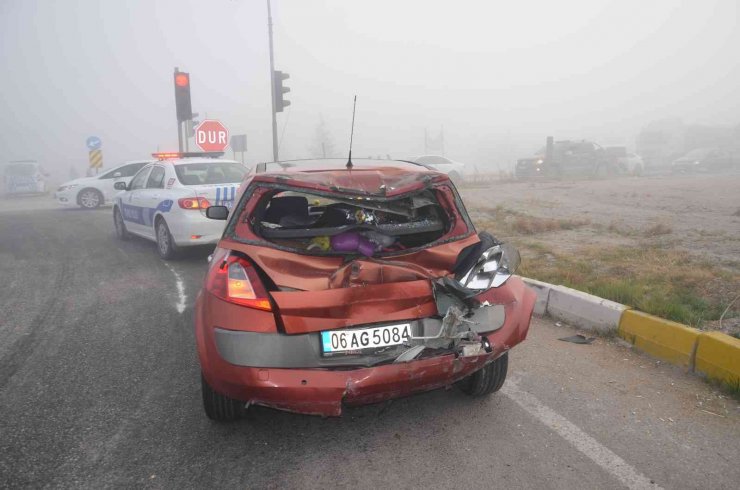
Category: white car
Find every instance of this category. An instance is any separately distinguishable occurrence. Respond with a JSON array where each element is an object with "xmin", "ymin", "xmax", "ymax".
[
  {"xmin": 412, "ymin": 155, "xmax": 466, "ymax": 183},
  {"xmin": 112, "ymin": 154, "xmax": 247, "ymax": 259},
  {"xmin": 54, "ymin": 160, "xmax": 151, "ymax": 209}
]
